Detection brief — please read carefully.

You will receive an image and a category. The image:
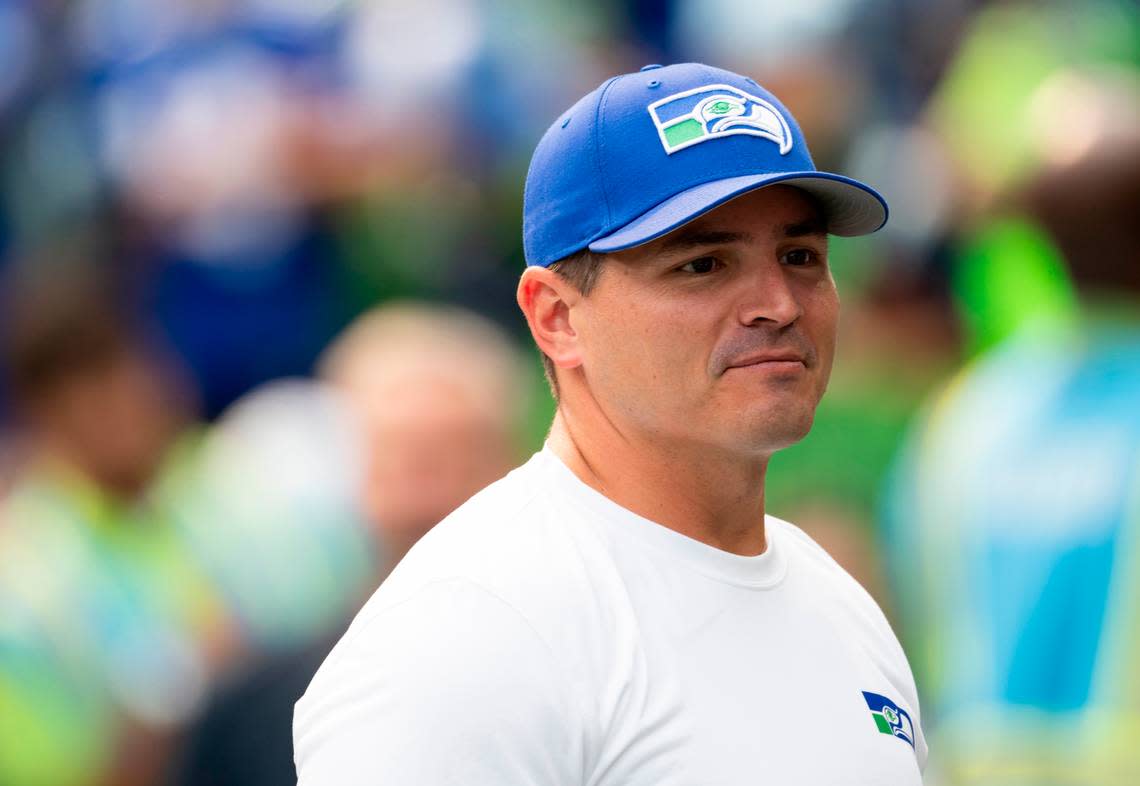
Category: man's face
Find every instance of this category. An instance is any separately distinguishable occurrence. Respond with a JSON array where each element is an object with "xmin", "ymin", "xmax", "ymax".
[
  {"xmin": 355, "ymin": 377, "xmax": 515, "ymax": 561},
  {"xmin": 36, "ymin": 350, "xmax": 184, "ymax": 498},
  {"xmin": 570, "ymin": 185, "xmax": 839, "ymax": 457}
]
